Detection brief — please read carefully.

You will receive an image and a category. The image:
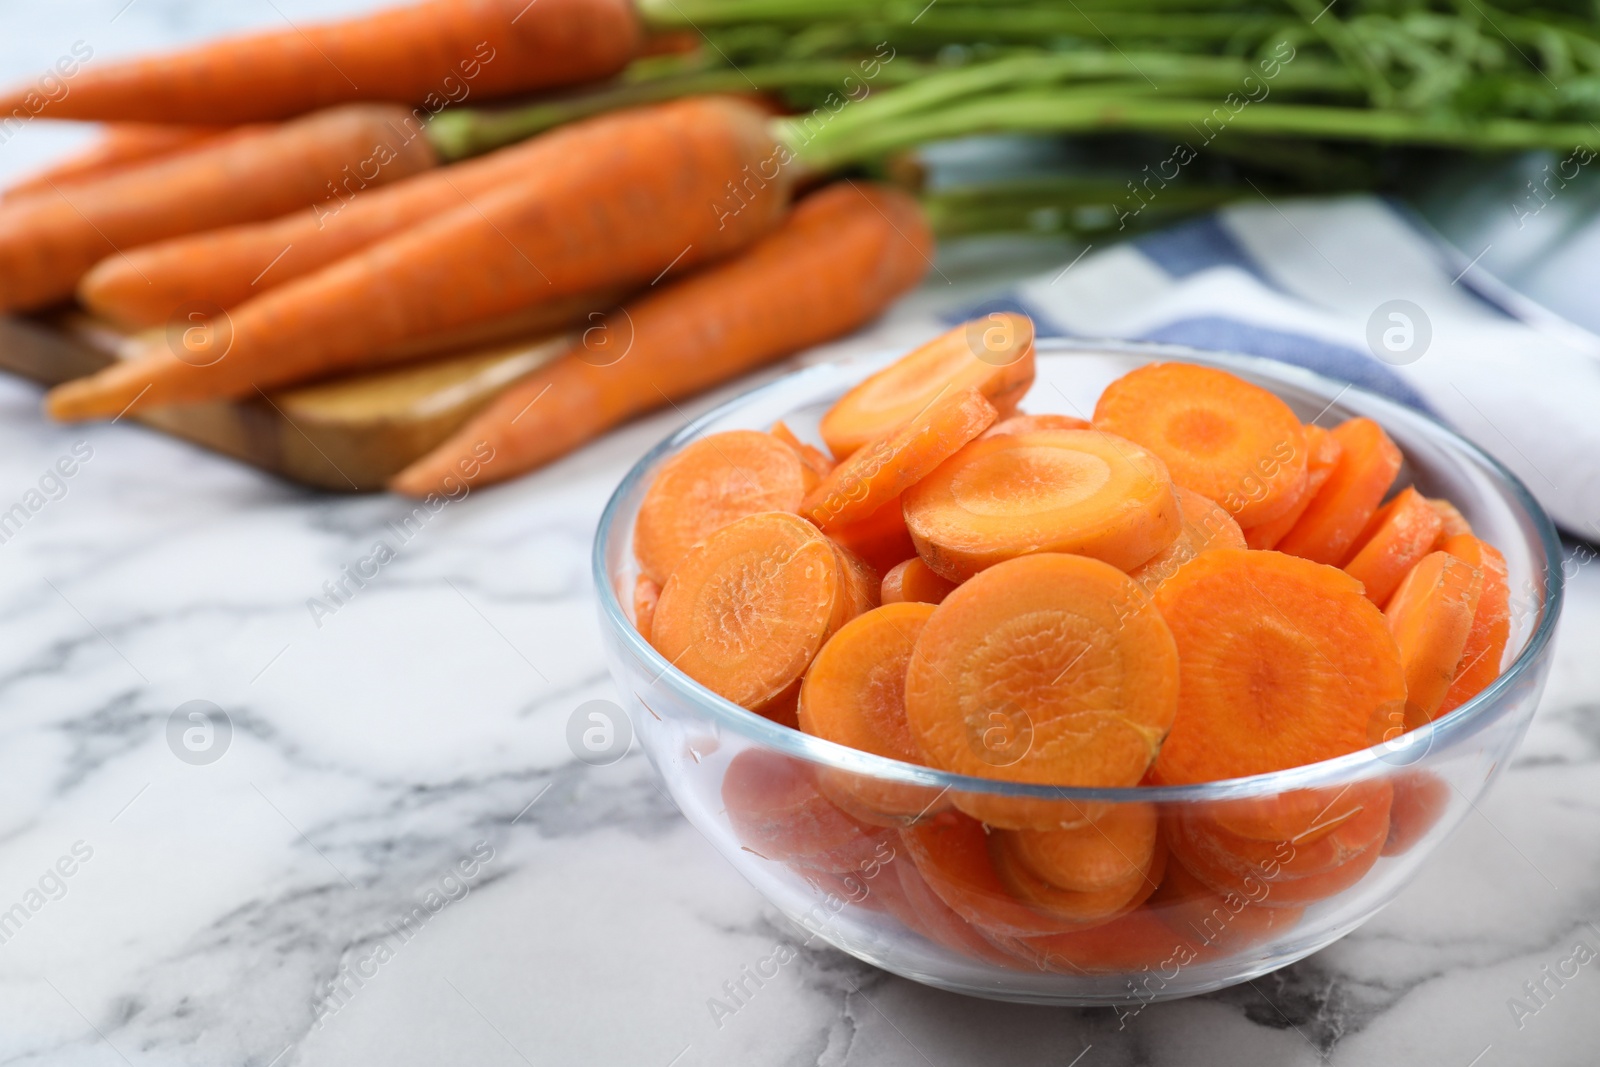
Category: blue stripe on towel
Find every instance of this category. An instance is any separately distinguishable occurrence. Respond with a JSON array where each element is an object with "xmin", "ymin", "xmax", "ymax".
[
  {"xmin": 1137, "ymin": 315, "xmax": 1437, "ymax": 414},
  {"xmin": 1134, "ymin": 215, "xmax": 1276, "ymax": 288}
]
